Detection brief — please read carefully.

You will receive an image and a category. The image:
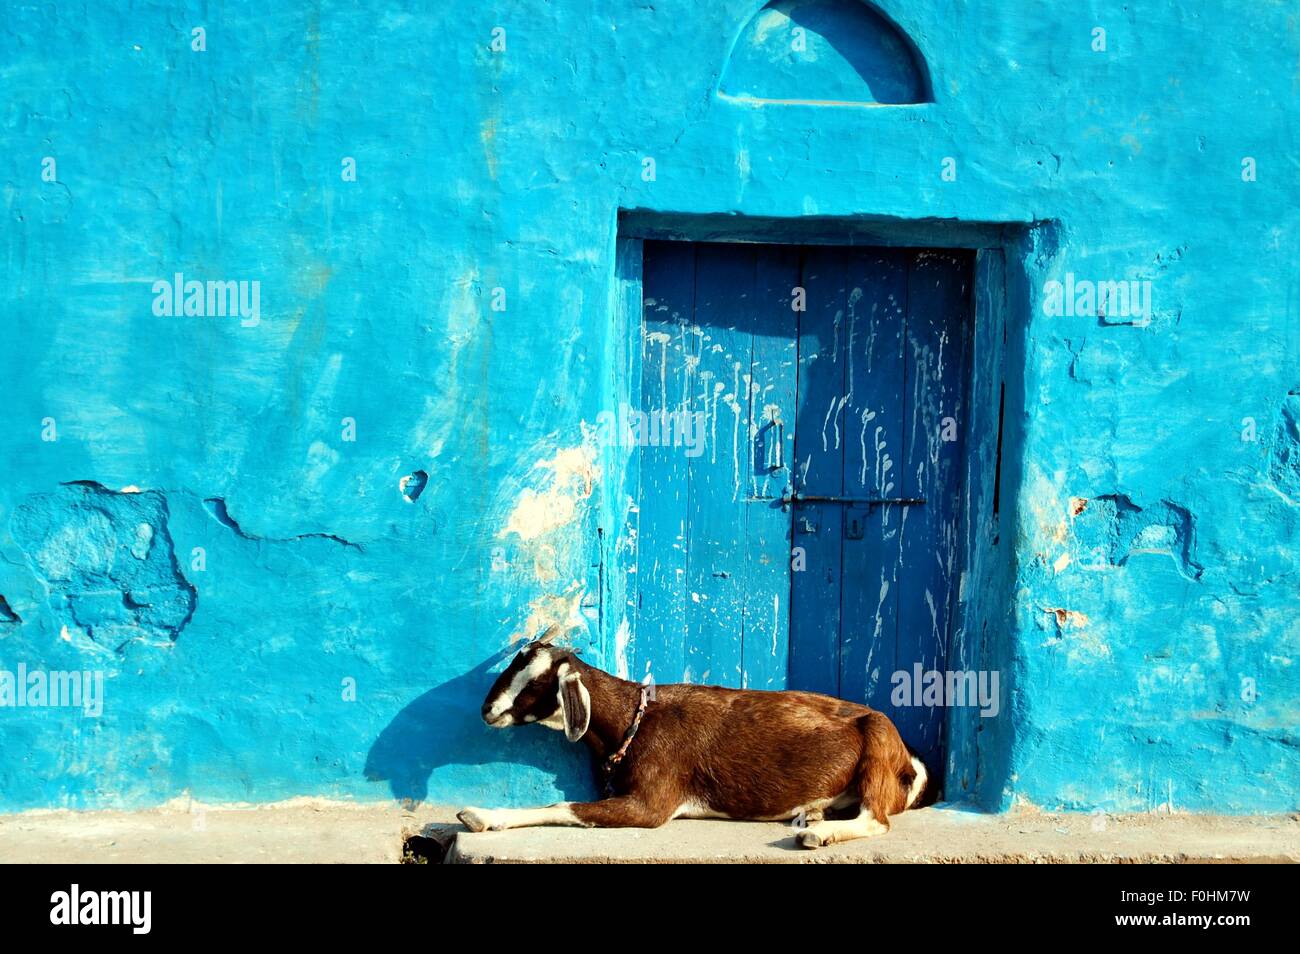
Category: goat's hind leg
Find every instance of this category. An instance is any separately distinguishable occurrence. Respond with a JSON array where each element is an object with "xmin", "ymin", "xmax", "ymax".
[
  {"xmin": 458, "ymin": 795, "xmax": 673, "ymax": 832},
  {"xmin": 798, "ymin": 720, "xmax": 899, "ymax": 849},
  {"xmin": 569, "ymin": 795, "xmax": 676, "ymax": 828}
]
